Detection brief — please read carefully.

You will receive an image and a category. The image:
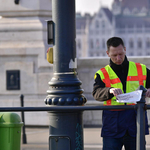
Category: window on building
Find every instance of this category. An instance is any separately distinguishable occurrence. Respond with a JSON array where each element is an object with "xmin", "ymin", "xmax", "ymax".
[
  {"xmin": 89, "ymin": 52, "xmax": 93, "ymax": 57},
  {"xmin": 129, "ymin": 52, "xmax": 134, "ymax": 56},
  {"xmin": 96, "ymin": 52, "xmax": 99, "ymax": 56},
  {"xmin": 146, "ymin": 51, "xmax": 150, "ymax": 55},
  {"xmin": 96, "ymin": 39, "xmax": 100, "ymax": 49},
  {"xmin": 146, "ymin": 38, "xmax": 150, "ymax": 48},
  {"xmin": 90, "ymin": 39, "xmax": 94, "ymax": 49},
  {"xmin": 137, "ymin": 52, "xmax": 142, "ymax": 56},
  {"xmin": 137, "ymin": 39, "xmax": 142, "ymax": 48},
  {"xmin": 102, "ymin": 39, "xmax": 105, "ymax": 49},
  {"xmin": 129, "ymin": 39, "xmax": 134, "ymax": 48},
  {"xmin": 102, "ymin": 20, "xmax": 105, "ymax": 28},
  {"xmin": 95, "ymin": 20, "xmax": 99, "ymax": 28}
]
